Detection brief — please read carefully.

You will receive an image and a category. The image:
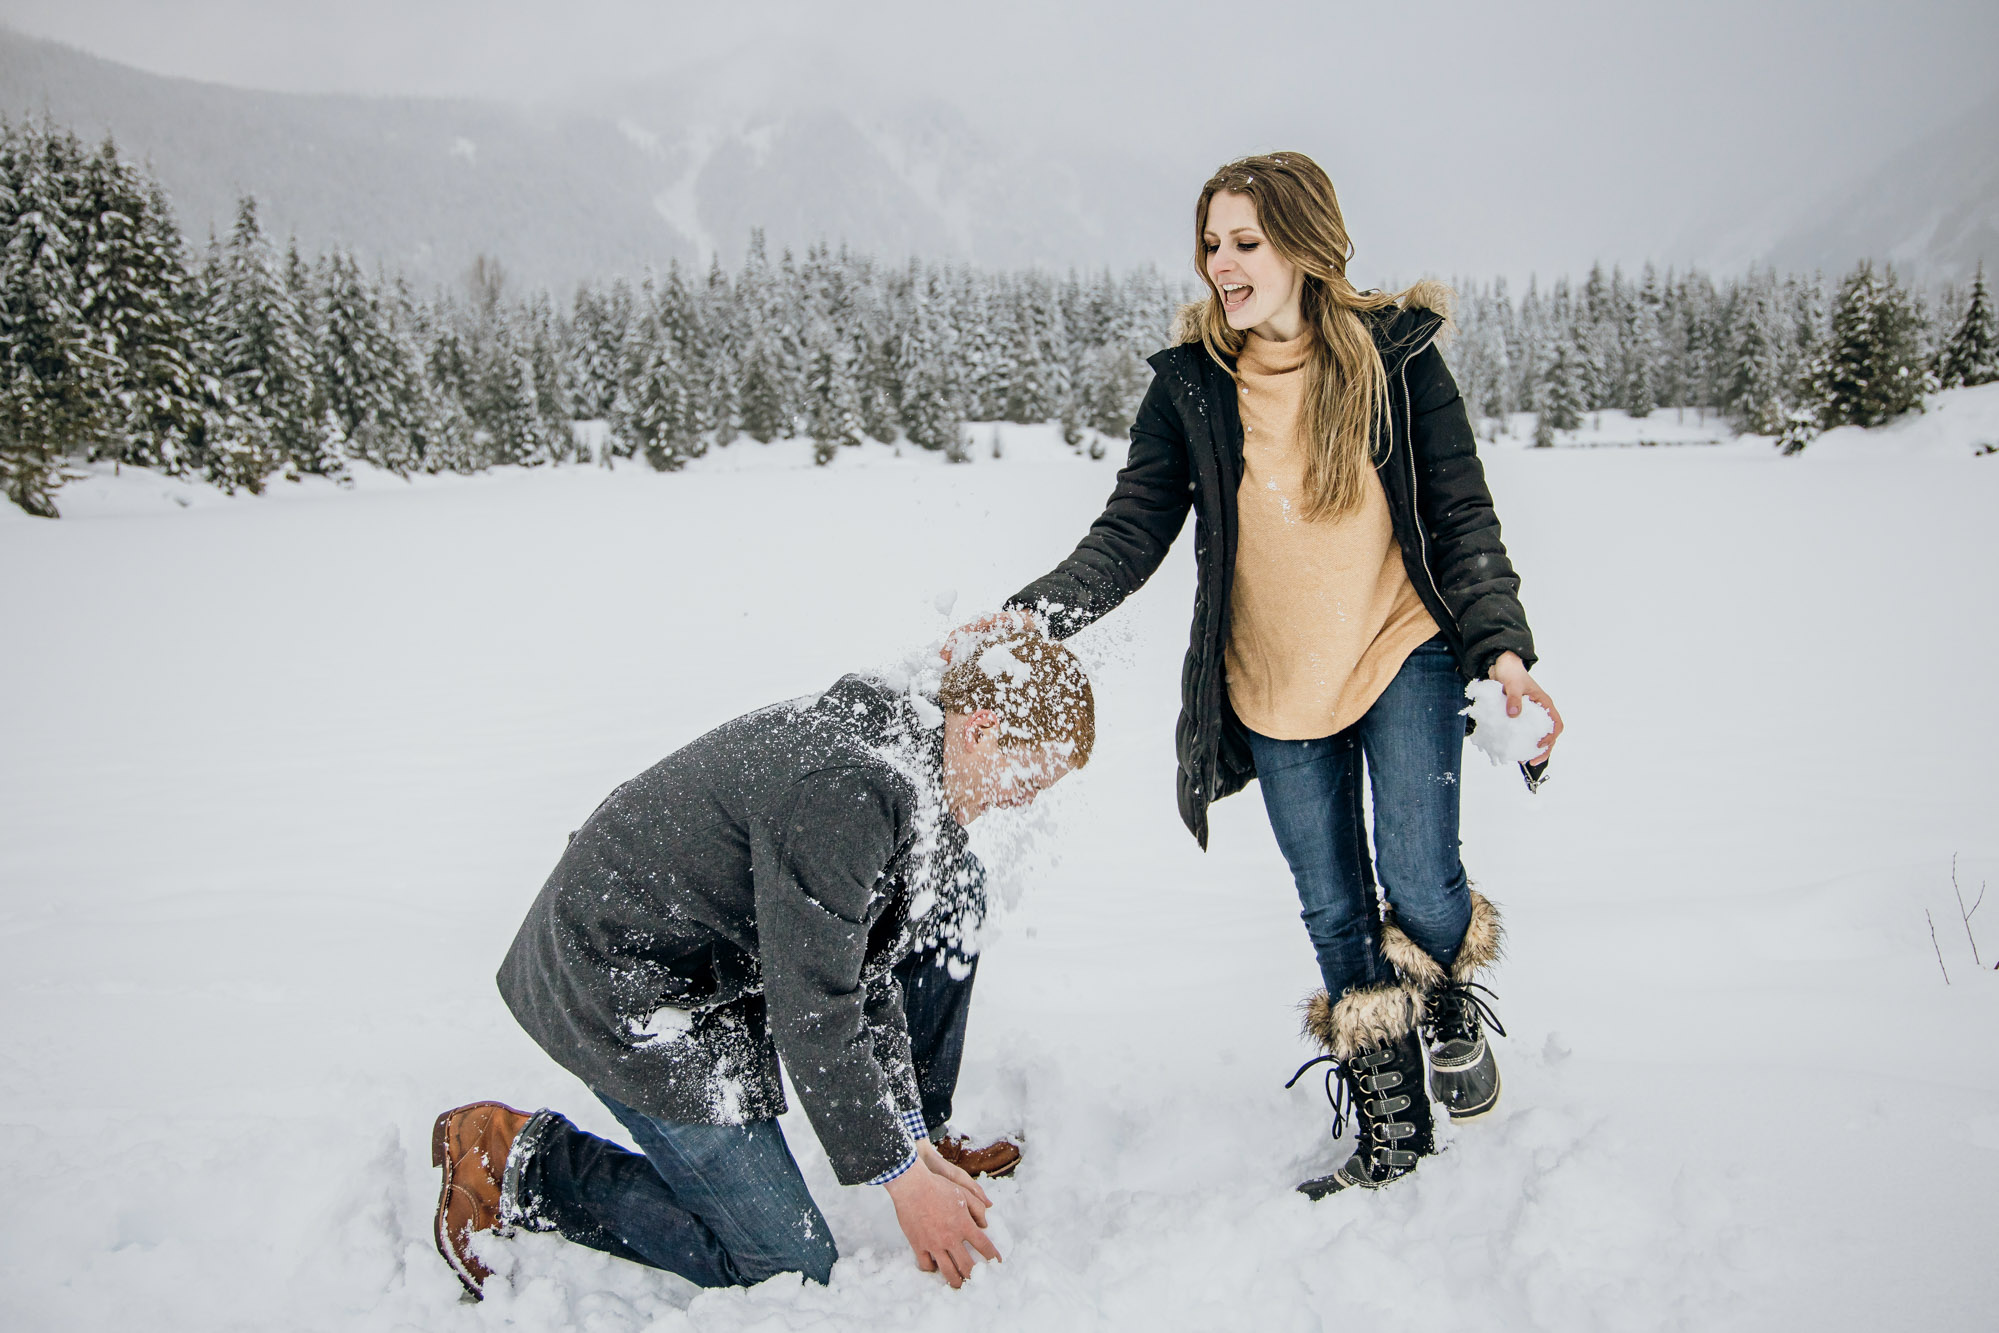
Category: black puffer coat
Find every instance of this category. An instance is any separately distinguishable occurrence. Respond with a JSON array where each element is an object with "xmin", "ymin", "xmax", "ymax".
[{"xmin": 1007, "ymin": 299, "xmax": 1535, "ymax": 847}]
